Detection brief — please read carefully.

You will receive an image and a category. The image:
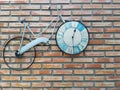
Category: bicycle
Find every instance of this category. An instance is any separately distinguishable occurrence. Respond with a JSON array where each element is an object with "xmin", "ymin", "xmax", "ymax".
[{"xmin": 2, "ymin": 5, "xmax": 89, "ymax": 71}]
